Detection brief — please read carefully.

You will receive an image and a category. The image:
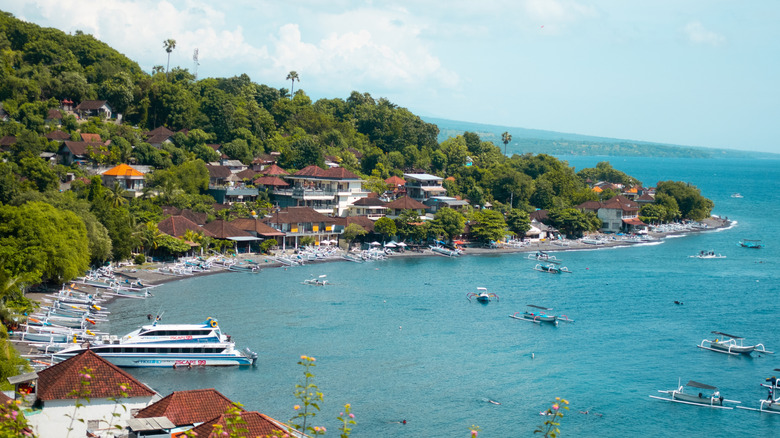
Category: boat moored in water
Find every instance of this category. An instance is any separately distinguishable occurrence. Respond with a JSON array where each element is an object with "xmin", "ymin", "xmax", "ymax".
[
  {"xmin": 737, "ymin": 371, "xmax": 780, "ymax": 415},
  {"xmin": 690, "ymin": 250, "xmax": 726, "ymax": 259},
  {"xmin": 467, "ymin": 287, "xmax": 498, "ymax": 303},
  {"xmin": 509, "ymin": 305, "xmax": 574, "ymax": 325},
  {"xmin": 52, "ymin": 317, "xmax": 258, "ymax": 367},
  {"xmin": 533, "ymin": 263, "xmax": 571, "ymax": 274},
  {"xmin": 649, "ymin": 380, "xmax": 739, "ymax": 409},
  {"xmin": 303, "ymin": 275, "xmax": 329, "ymax": 286},
  {"xmin": 697, "ymin": 331, "xmax": 773, "ymax": 356},
  {"xmin": 527, "ymin": 251, "xmax": 560, "ymax": 264},
  {"xmin": 739, "ymin": 239, "xmax": 764, "ymax": 249}
]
